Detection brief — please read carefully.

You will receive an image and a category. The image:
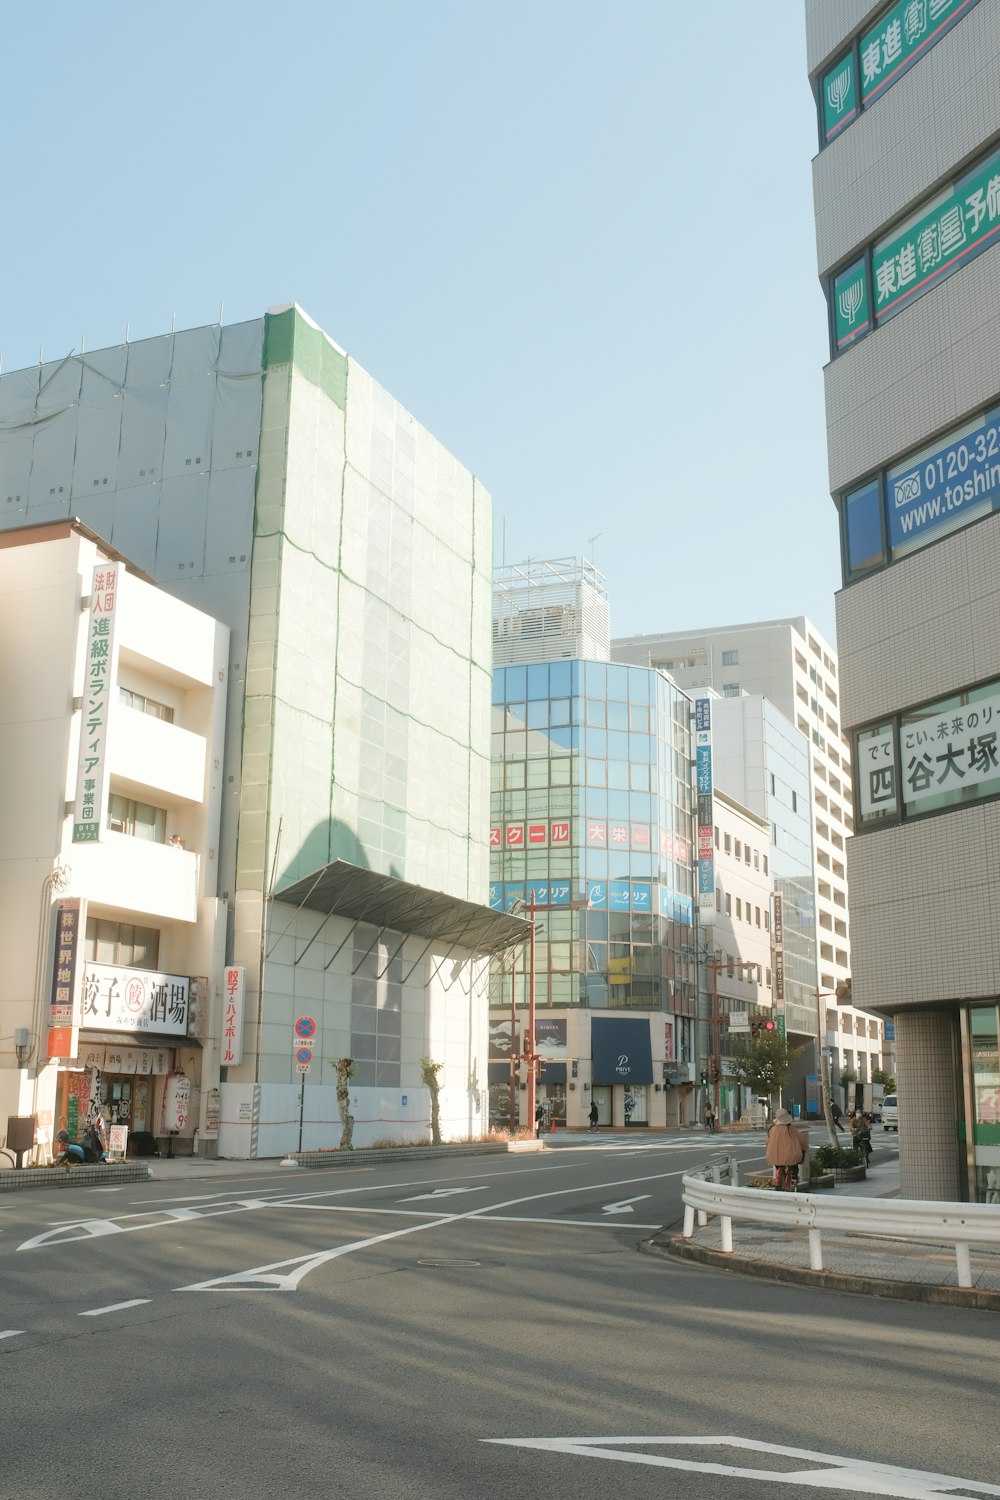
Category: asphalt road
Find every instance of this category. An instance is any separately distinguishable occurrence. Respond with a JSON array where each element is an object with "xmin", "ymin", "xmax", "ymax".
[{"xmin": 2, "ymin": 1135, "xmax": 998, "ymax": 1500}]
